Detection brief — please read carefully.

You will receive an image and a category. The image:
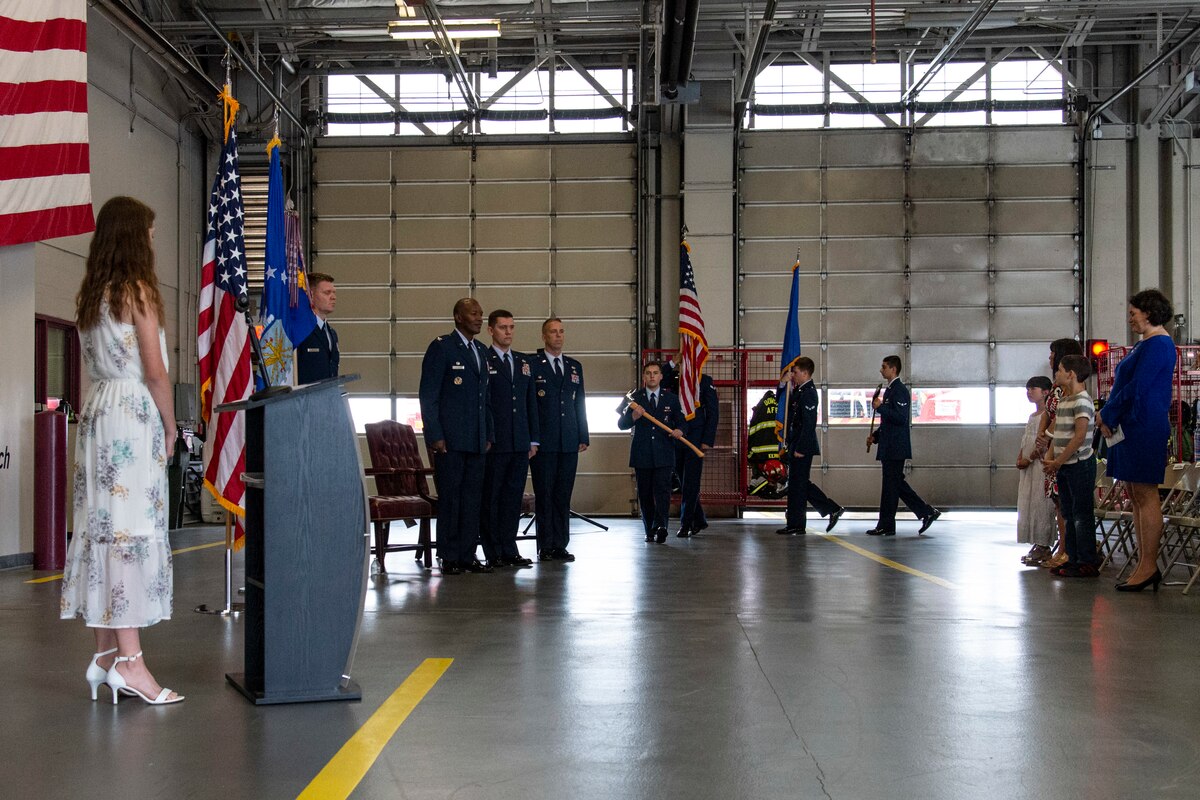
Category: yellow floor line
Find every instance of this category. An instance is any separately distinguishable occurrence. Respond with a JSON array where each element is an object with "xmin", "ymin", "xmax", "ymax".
[
  {"xmin": 23, "ymin": 540, "xmax": 226, "ymax": 584},
  {"xmin": 297, "ymin": 658, "xmax": 453, "ymax": 800},
  {"xmin": 817, "ymin": 533, "xmax": 957, "ymax": 589}
]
